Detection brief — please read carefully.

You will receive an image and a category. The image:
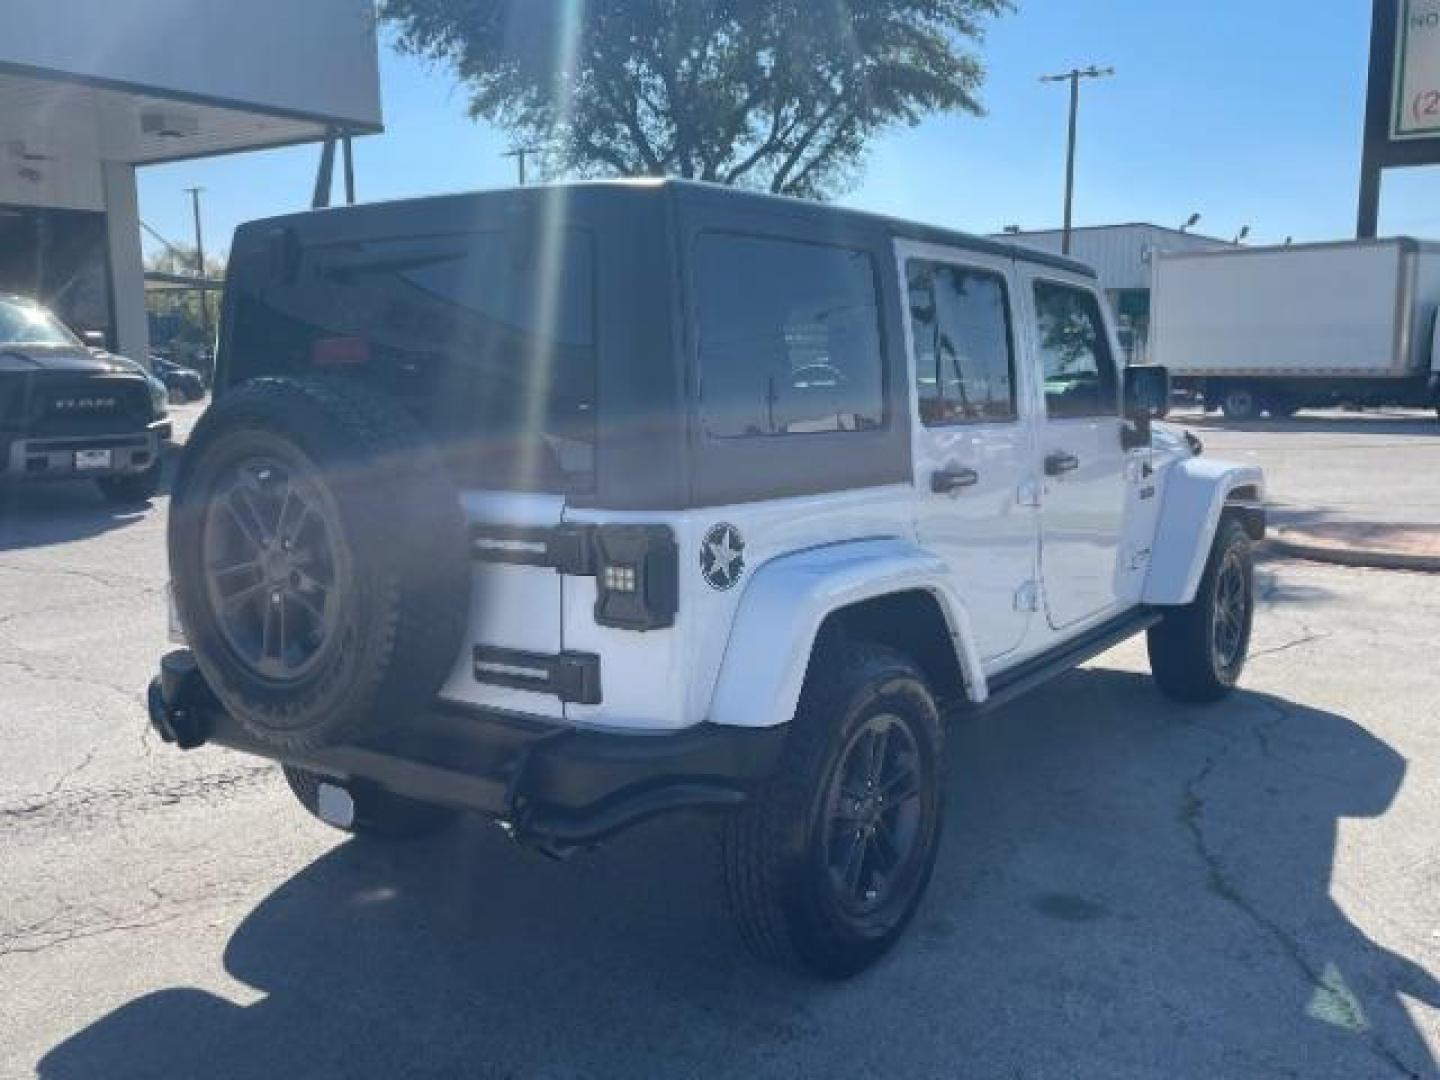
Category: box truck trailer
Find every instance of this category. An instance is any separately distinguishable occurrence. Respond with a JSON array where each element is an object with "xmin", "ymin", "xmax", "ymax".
[{"xmin": 1150, "ymin": 238, "xmax": 1440, "ymax": 421}]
